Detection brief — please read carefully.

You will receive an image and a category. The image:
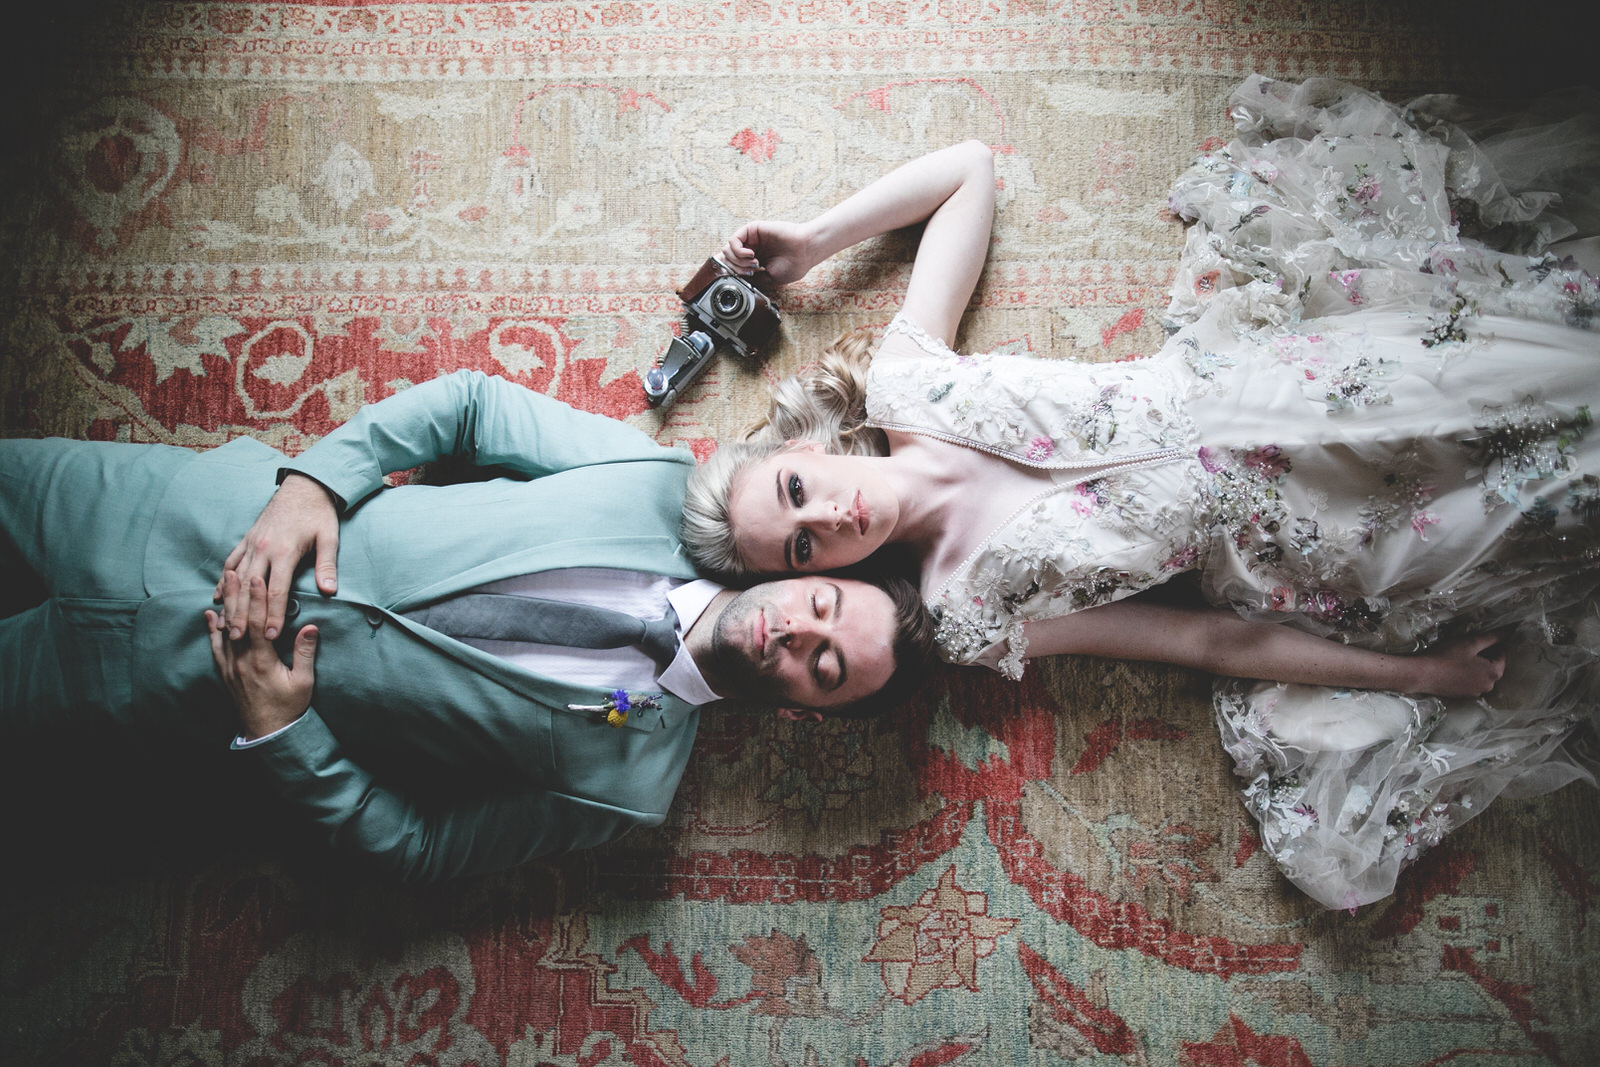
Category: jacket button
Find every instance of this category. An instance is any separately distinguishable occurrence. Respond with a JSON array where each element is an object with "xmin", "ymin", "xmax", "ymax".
[
  {"xmin": 285, "ymin": 598, "xmax": 300, "ymax": 619},
  {"xmin": 364, "ymin": 607, "xmax": 384, "ymax": 628}
]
